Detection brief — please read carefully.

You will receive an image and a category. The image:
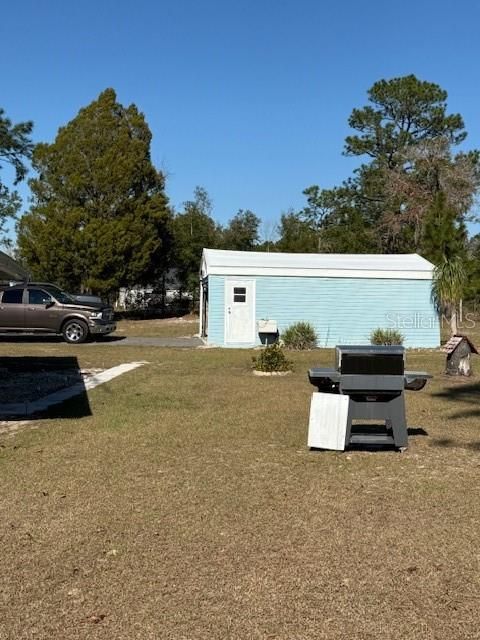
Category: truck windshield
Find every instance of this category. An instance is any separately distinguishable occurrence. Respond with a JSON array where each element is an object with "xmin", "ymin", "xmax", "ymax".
[{"xmin": 43, "ymin": 285, "xmax": 76, "ymax": 304}]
